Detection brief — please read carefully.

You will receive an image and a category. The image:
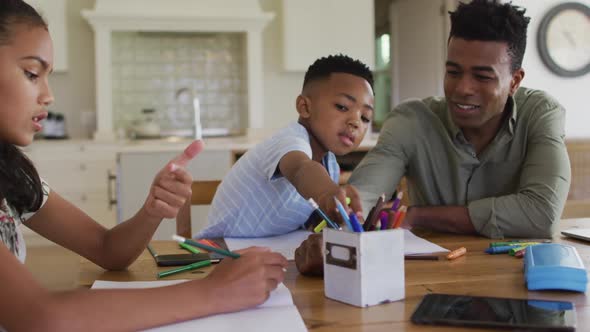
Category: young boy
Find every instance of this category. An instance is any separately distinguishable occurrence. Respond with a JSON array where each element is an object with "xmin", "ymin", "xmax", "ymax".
[{"xmin": 198, "ymin": 54, "xmax": 374, "ymax": 238}]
